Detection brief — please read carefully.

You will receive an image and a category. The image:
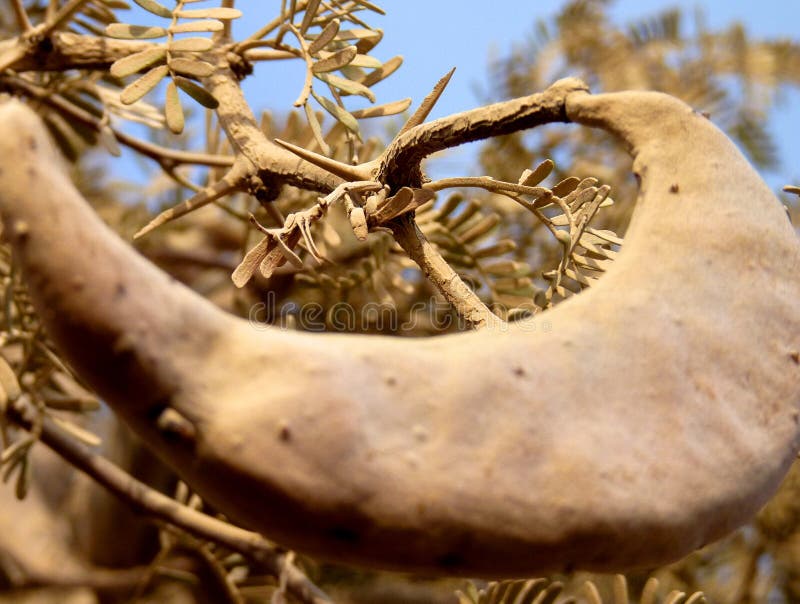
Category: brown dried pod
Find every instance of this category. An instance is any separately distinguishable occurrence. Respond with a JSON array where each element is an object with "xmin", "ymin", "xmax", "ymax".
[{"xmin": 0, "ymin": 85, "xmax": 798, "ymax": 577}]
